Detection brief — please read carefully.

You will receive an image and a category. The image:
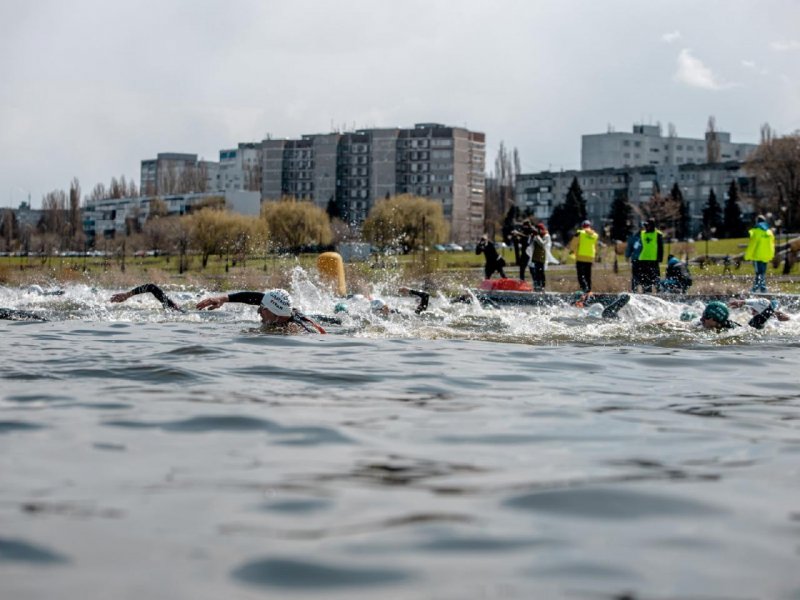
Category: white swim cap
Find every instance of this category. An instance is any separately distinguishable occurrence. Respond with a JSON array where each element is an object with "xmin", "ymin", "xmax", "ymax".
[
  {"xmin": 260, "ymin": 289, "xmax": 292, "ymax": 317},
  {"xmin": 370, "ymin": 298, "xmax": 387, "ymax": 312}
]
